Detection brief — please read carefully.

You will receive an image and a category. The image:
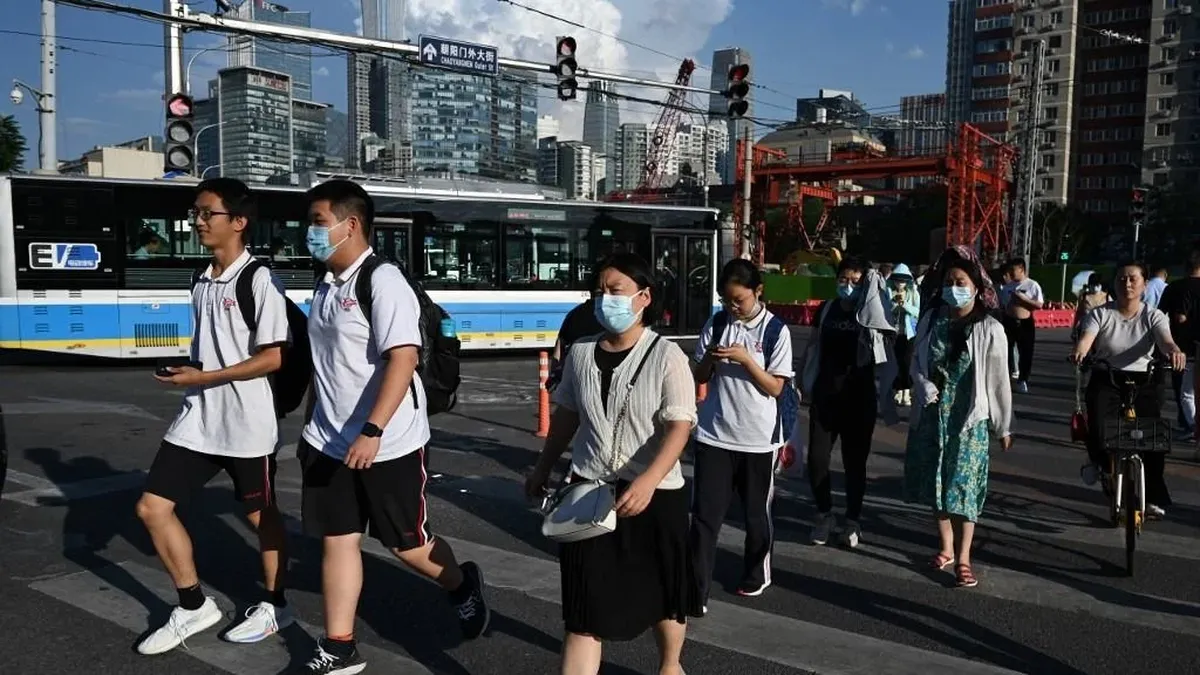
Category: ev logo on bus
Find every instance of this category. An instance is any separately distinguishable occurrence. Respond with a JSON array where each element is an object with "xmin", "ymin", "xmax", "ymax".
[{"xmin": 27, "ymin": 242, "xmax": 103, "ymax": 271}]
